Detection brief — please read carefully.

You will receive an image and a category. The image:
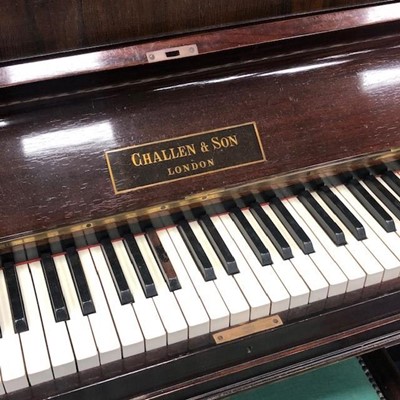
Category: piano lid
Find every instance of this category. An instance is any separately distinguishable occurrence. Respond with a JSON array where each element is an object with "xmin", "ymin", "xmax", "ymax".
[{"xmin": 0, "ymin": 0, "xmax": 390, "ymax": 63}]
